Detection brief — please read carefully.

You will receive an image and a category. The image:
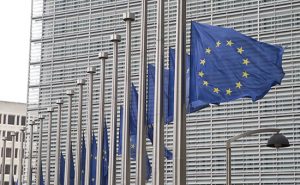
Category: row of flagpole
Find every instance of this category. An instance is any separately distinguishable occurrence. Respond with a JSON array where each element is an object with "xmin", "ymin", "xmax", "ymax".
[
  {"xmin": 22, "ymin": 0, "xmax": 187, "ymax": 183},
  {"xmin": 0, "ymin": 128, "xmax": 25, "ymax": 185}
]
